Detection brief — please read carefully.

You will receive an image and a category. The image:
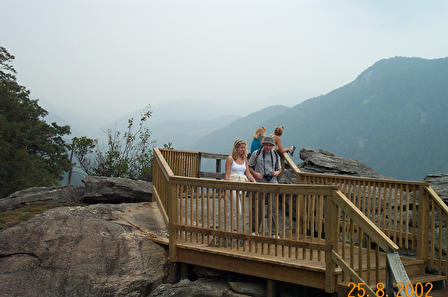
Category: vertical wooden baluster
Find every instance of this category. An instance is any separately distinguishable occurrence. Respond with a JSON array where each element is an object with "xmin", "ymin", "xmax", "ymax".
[
  {"xmin": 185, "ymin": 185, "xmax": 189, "ymax": 241},
  {"xmin": 296, "ymin": 194, "xmax": 300, "ymax": 259},
  {"xmin": 399, "ymin": 184, "xmax": 404, "ymax": 248},
  {"xmin": 247, "ymin": 191, "xmax": 255, "ymax": 253},
  {"xmin": 268, "ymin": 192, "xmax": 273, "ymax": 255},
  {"xmin": 392, "ymin": 184, "xmax": 398, "ymax": 243},
  {"xmin": 302, "ymin": 194, "xmax": 307, "ymax": 259},
  {"xmin": 342, "ymin": 210, "xmax": 347, "ymax": 281},
  {"xmin": 386, "ymin": 183, "xmax": 392, "ymax": 237},
  {"xmin": 311, "ymin": 194, "xmax": 316, "ymax": 245},
  {"xmin": 431, "ymin": 200, "xmax": 435, "ymax": 272},
  {"xmin": 230, "ymin": 189, "xmax": 234, "ymax": 250},
  {"xmin": 191, "ymin": 186, "xmax": 195, "ymax": 242},
  {"xmin": 275, "ymin": 192, "xmax": 280, "ymax": 257},
  {"xmin": 367, "ymin": 181, "xmax": 373, "ymax": 222},
  {"xmin": 241, "ymin": 190, "xmax": 245, "ymax": 252},
  {"xmin": 211, "ymin": 188, "xmax": 216, "ymax": 245},
  {"xmin": 280, "ymin": 193, "xmax": 284, "ymax": 257},
  {"xmin": 358, "ymin": 230, "xmax": 363, "ymax": 280},
  {"xmin": 195, "ymin": 186, "xmax": 199, "ymax": 243},
  {"xmin": 255, "ymin": 192, "xmax": 259, "ymax": 254},
  {"xmin": 206, "ymin": 187, "xmax": 210, "ymax": 244},
  {"xmin": 367, "ymin": 237, "xmax": 371, "ymax": 285},
  {"xmin": 218, "ymin": 188, "xmax": 222, "ymax": 247},
  {"xmin": 178, "ymin": 185, "xmax": 183, "ymax": 241},
  {"xmin": 201, "ymin": 186, "xmax": 205, "ymax": 244},
  {"xmin": 412, "ymin": 185, "xmax": 418, "ymax": 251},
  {"xmin": 350, "ymin": 218, "xmax": 354, "ymax": 274},
  {"xmin": 225, "ymin": 188, "xmax": 229, "ymax": 248},
  {"xmin": 318, "ymin": 194, "xmax": 323, "ymax": 261},
  {"xmin": 375, "ymin": 245, "xmax": 379, "ymax": 285},
  {"xmin": 382, "ymin": 182, "xmax": 387, "ymax": 232},
  {"xmin": 362, "ymin": 180, "xmax": 368, "ymax": 216},
  {"xmin": 289, "ymin": 193, "xmax": 293, "ymax": 259},
  {"xmin": 356, "ymin": 180, "xmax": 362, "ymax": 210},
  {"xmin": 405, "ymin": 184, "xmax": 410, "ymax": 250},
  {"xmin": 438, "ymin": 209, "xmax": 442, "ymax": 274}
]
